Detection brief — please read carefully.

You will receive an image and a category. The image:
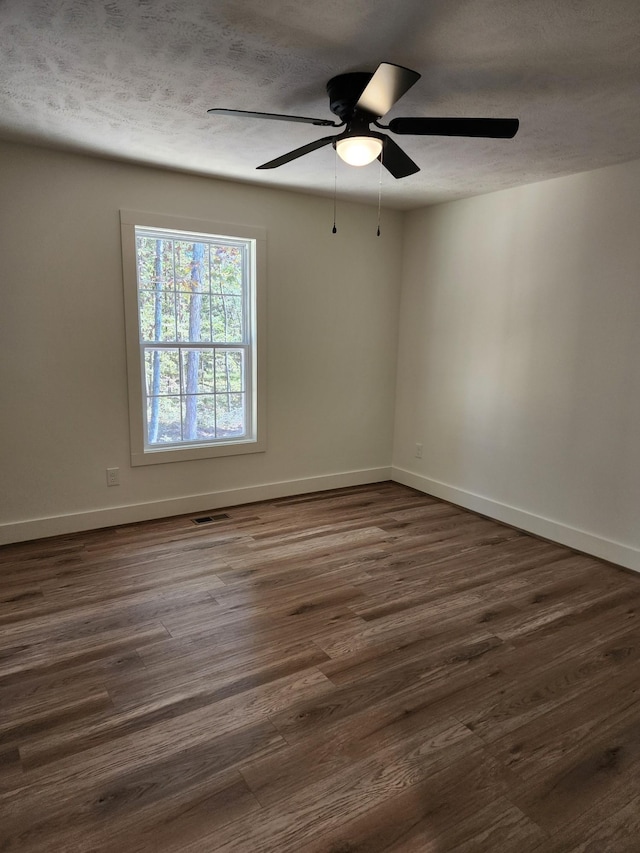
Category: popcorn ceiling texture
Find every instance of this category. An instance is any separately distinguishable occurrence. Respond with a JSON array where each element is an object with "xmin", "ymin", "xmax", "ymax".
[{"xmin": 2, "ymin": 0, "xmax": 640, "ymax": 208}]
